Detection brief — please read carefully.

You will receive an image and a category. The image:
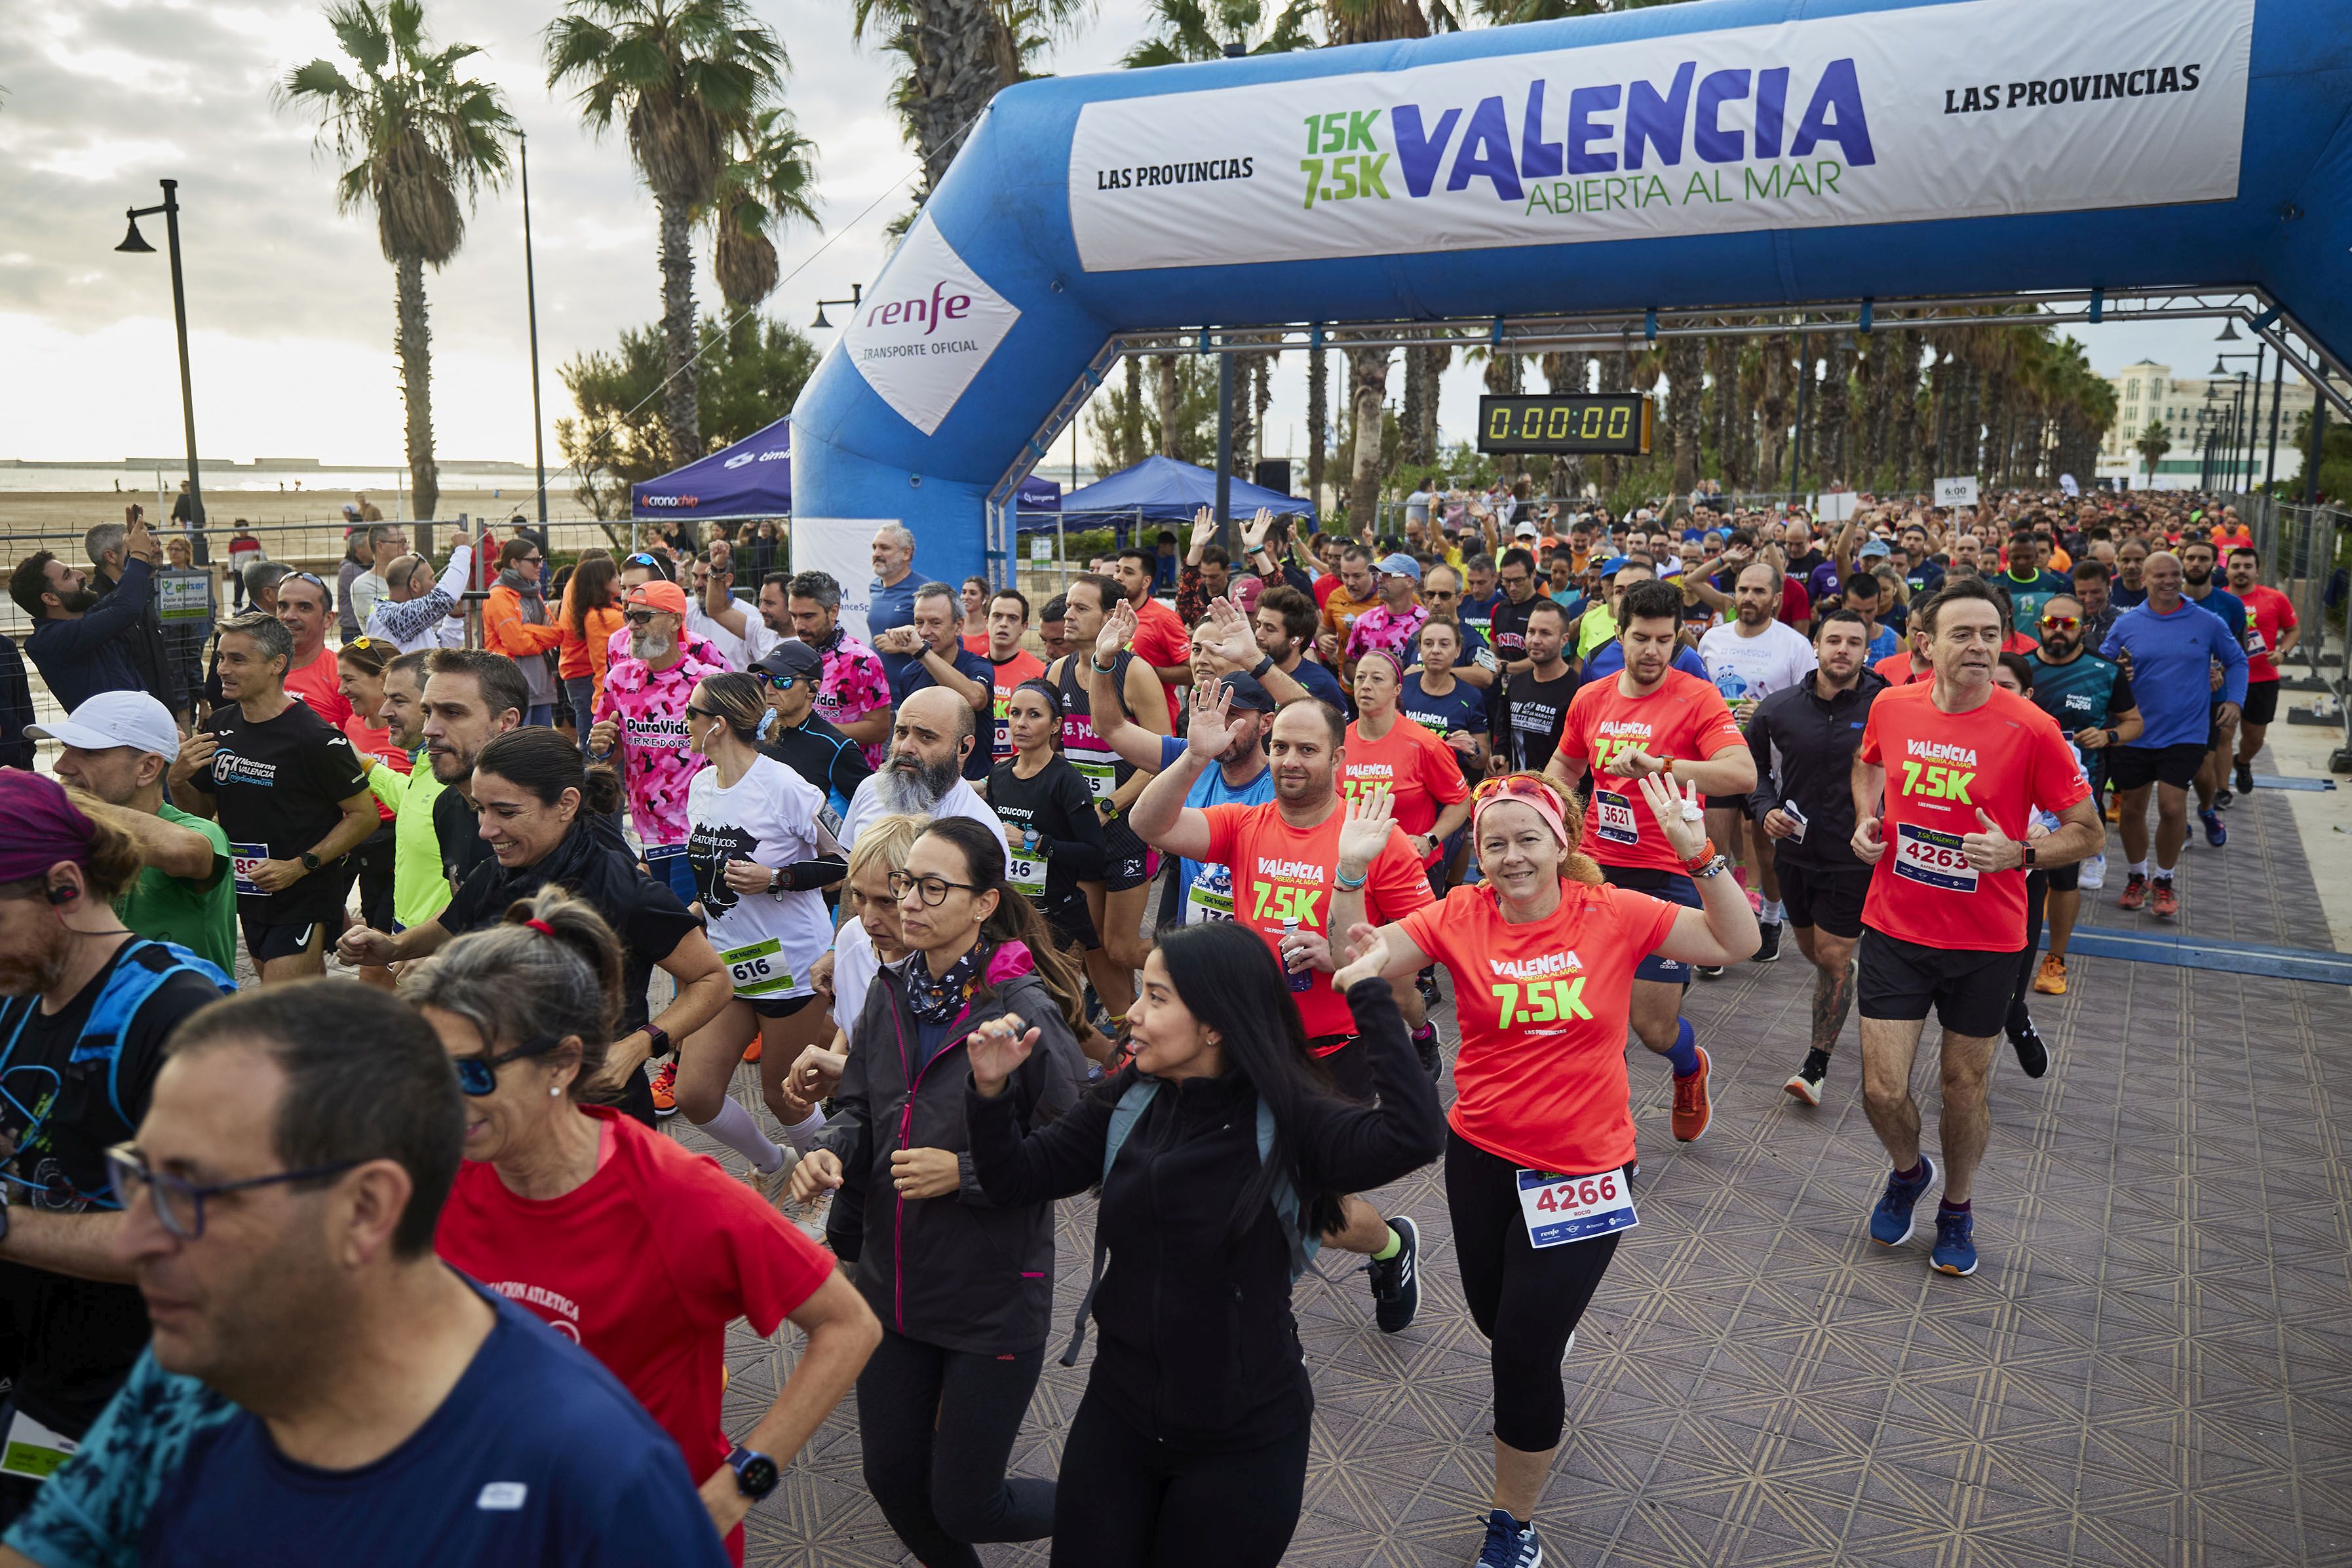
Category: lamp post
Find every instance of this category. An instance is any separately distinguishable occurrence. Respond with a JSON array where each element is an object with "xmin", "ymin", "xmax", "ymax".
[
  {"xmin": 521, "ymin": 131, "xmax": 548, "ymax": 535},
  {"xmin": 116, "ymin": 179, "xmax": 204, "ymax": 553},
  {"xmin": 811, "ymin": 284, "xmax": 863, "ymax": 330},
  {"xmin": 2210, "ymin": 350, "xmax": 2261, "ymax": 495}
]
